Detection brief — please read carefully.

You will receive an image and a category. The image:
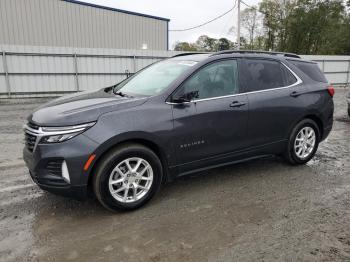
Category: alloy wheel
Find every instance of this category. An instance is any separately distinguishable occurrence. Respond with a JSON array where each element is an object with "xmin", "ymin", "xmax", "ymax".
[
  {"xmin": 108, "ymin": 157, "xmax": 153, "ymax": 203},
  {"xmin": 294, "ymin": 126, "xmax": 316, "ymax": 159}
]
